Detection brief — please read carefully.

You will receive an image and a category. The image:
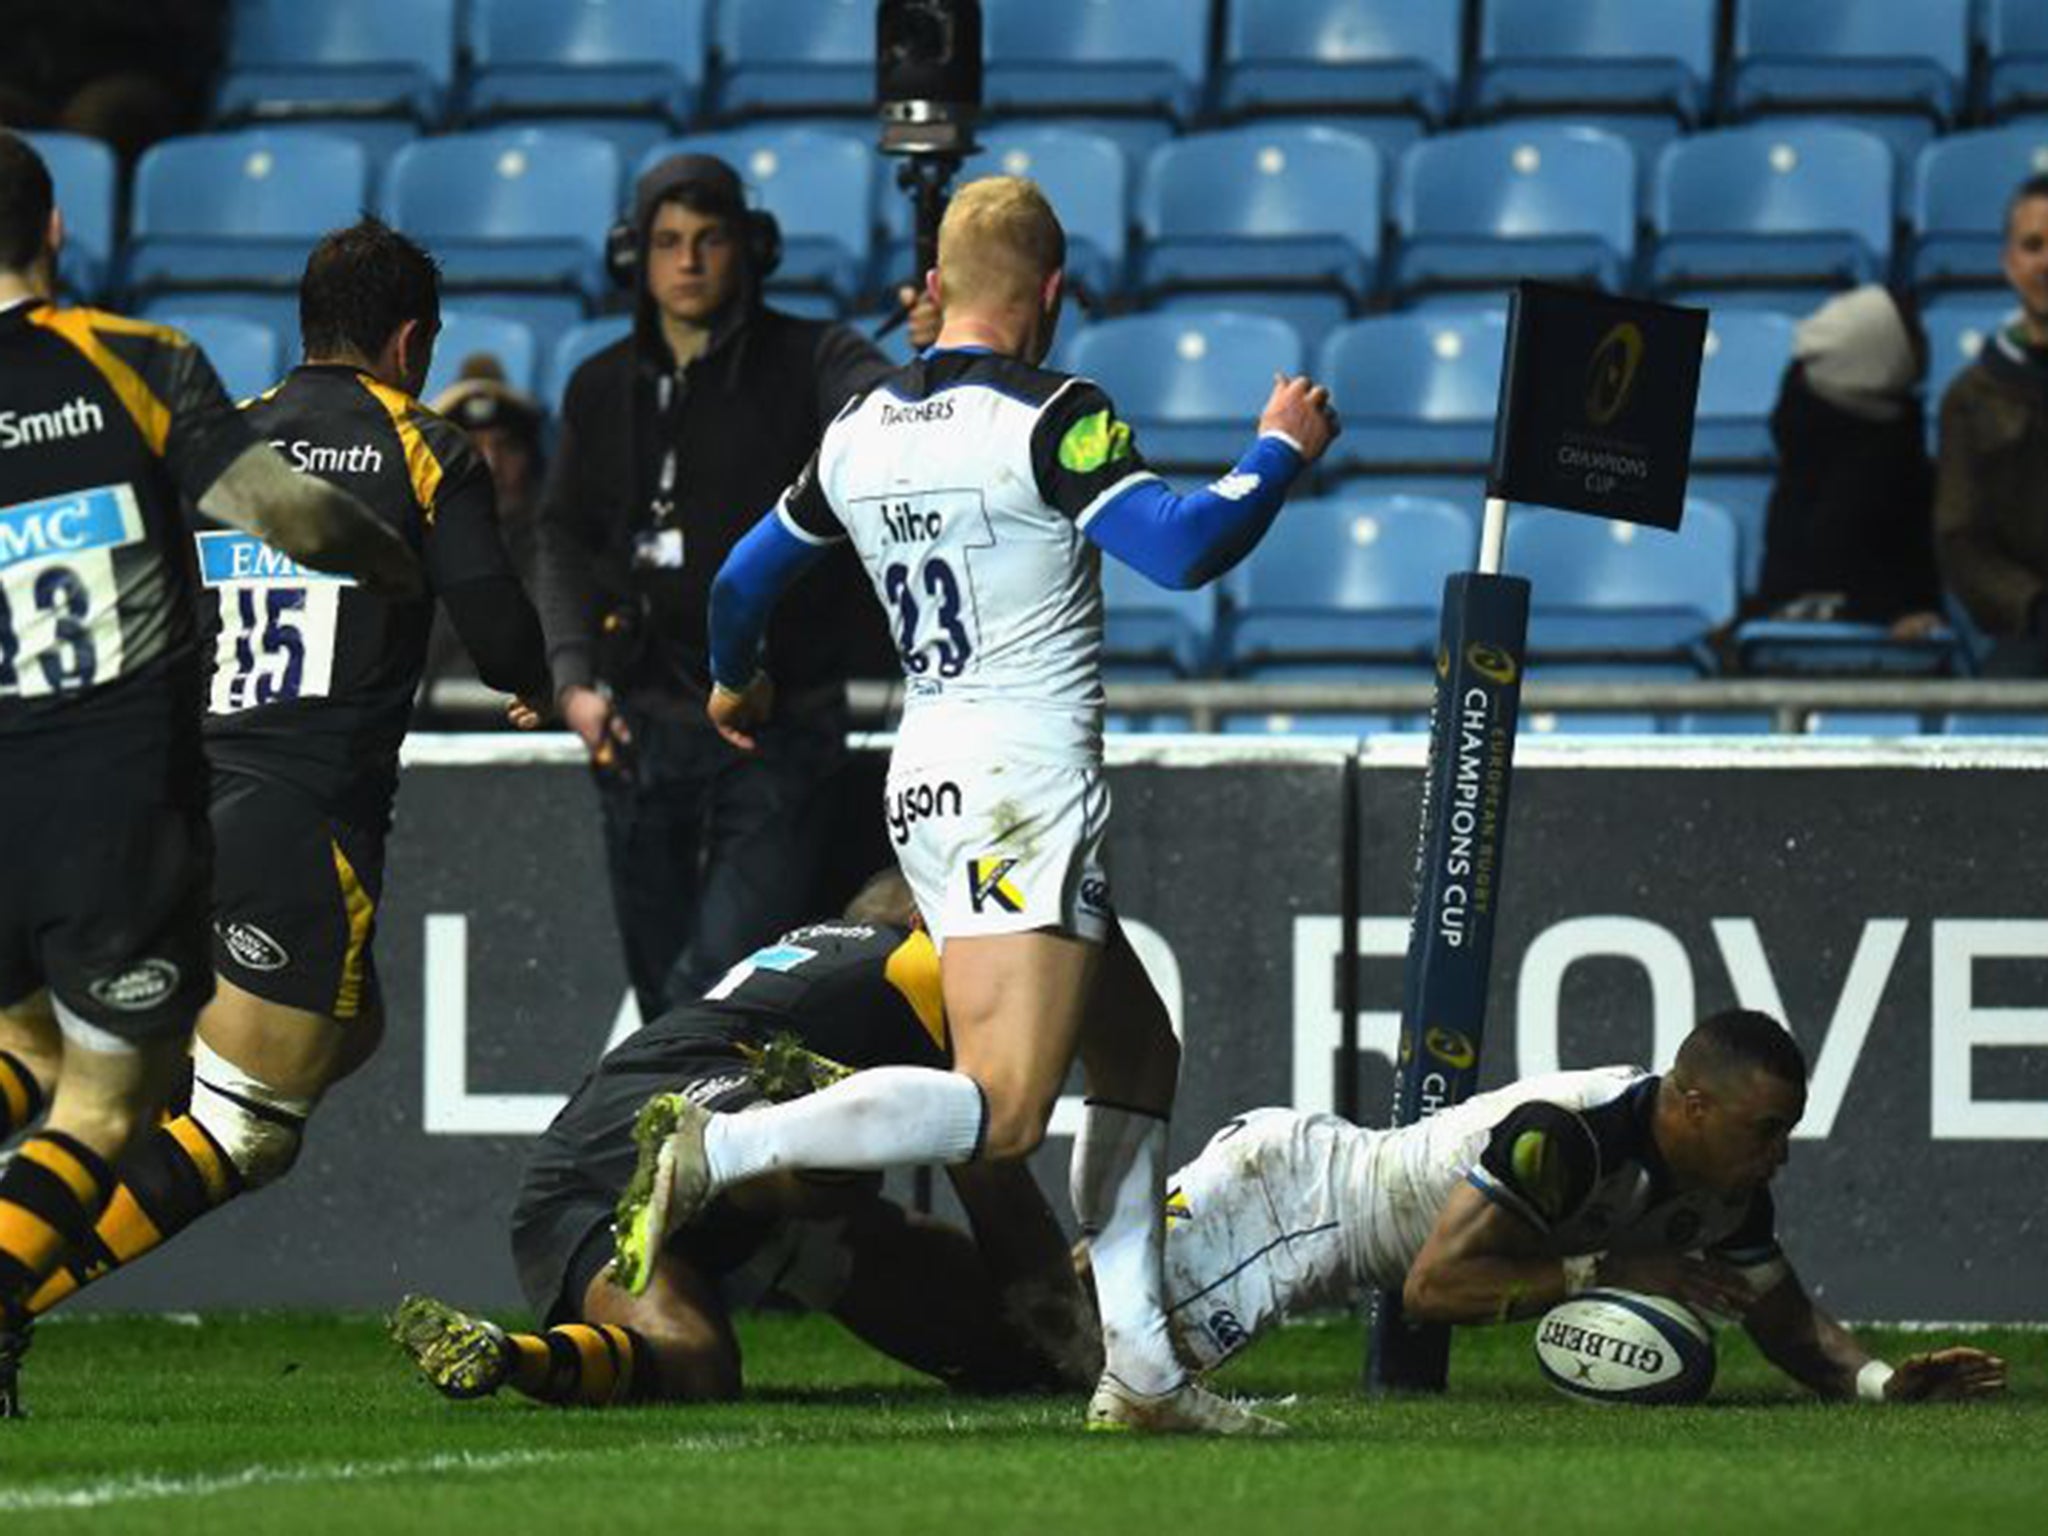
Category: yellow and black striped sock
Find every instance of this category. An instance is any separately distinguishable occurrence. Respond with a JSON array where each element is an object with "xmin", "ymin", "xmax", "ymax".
[
  {"xmin": 0, "ymin": 1051, "xmax": 46, "ymax": 1139},
  {"xmin": 26, "ymin": 1115, "xmax": 242, "ymax": 1316},
  {"xmin": 502, "ymin": 1323, "xmax": 661, "ymax": 1407},
  {"xmin": 0, "ymin": 1132, "xmax": 113, "ymax": 1320}
]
